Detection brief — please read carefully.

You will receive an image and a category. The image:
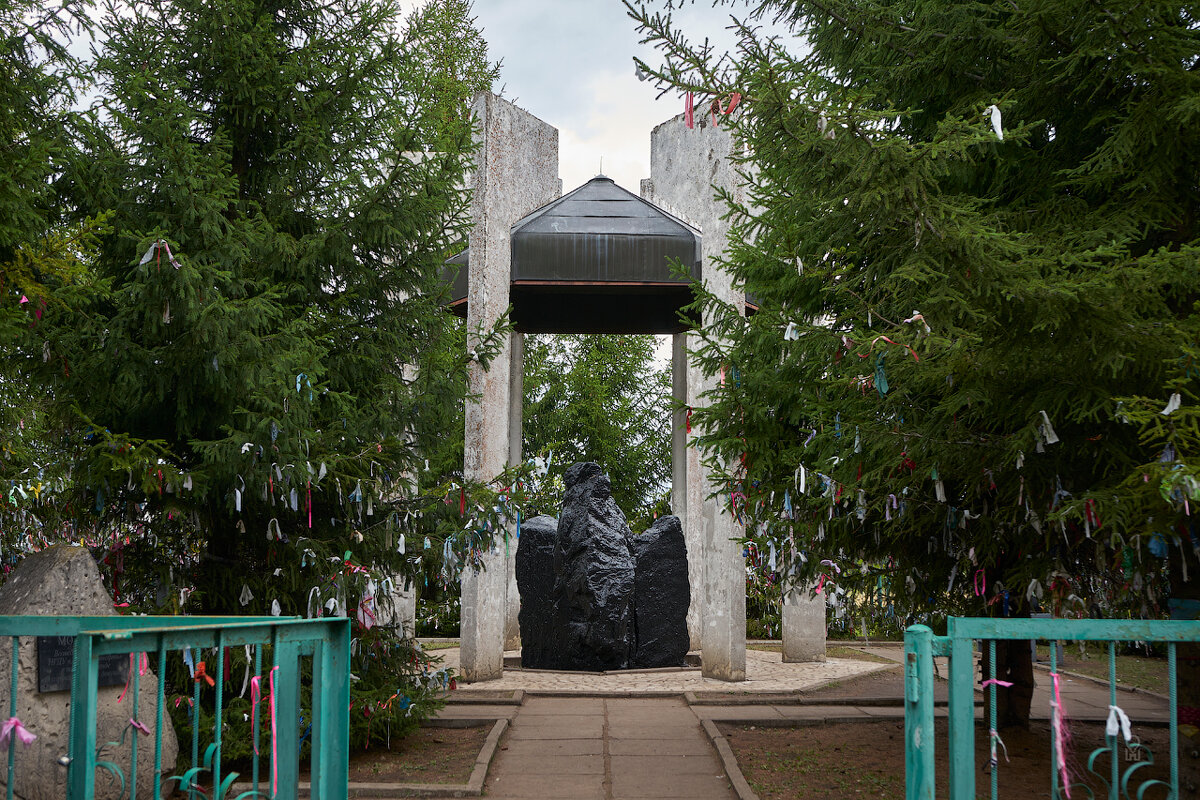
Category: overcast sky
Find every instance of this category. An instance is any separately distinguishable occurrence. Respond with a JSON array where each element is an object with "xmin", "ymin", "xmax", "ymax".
[{"xmin": 427, "ymin": 0, "xmax": 776, "ymax": 194}]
